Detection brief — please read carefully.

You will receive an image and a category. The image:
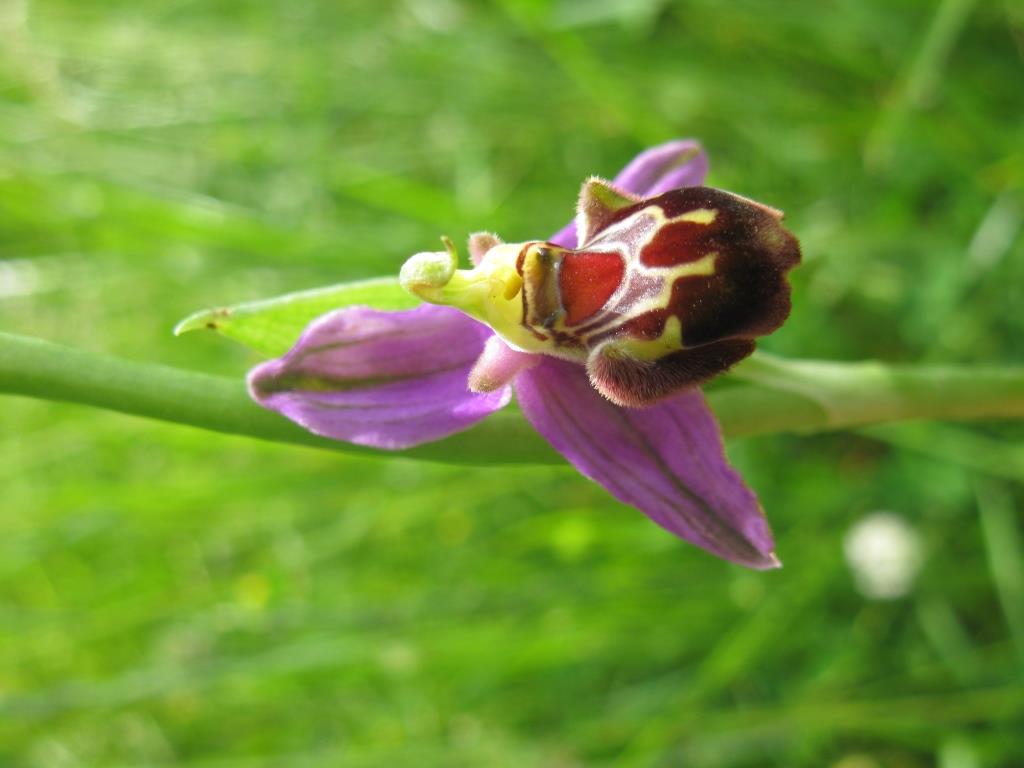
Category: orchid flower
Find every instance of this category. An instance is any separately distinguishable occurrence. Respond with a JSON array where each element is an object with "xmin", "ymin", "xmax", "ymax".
[{"xmin": 248, "ymin": 141, "xmax": 801, "ymax": 569}]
